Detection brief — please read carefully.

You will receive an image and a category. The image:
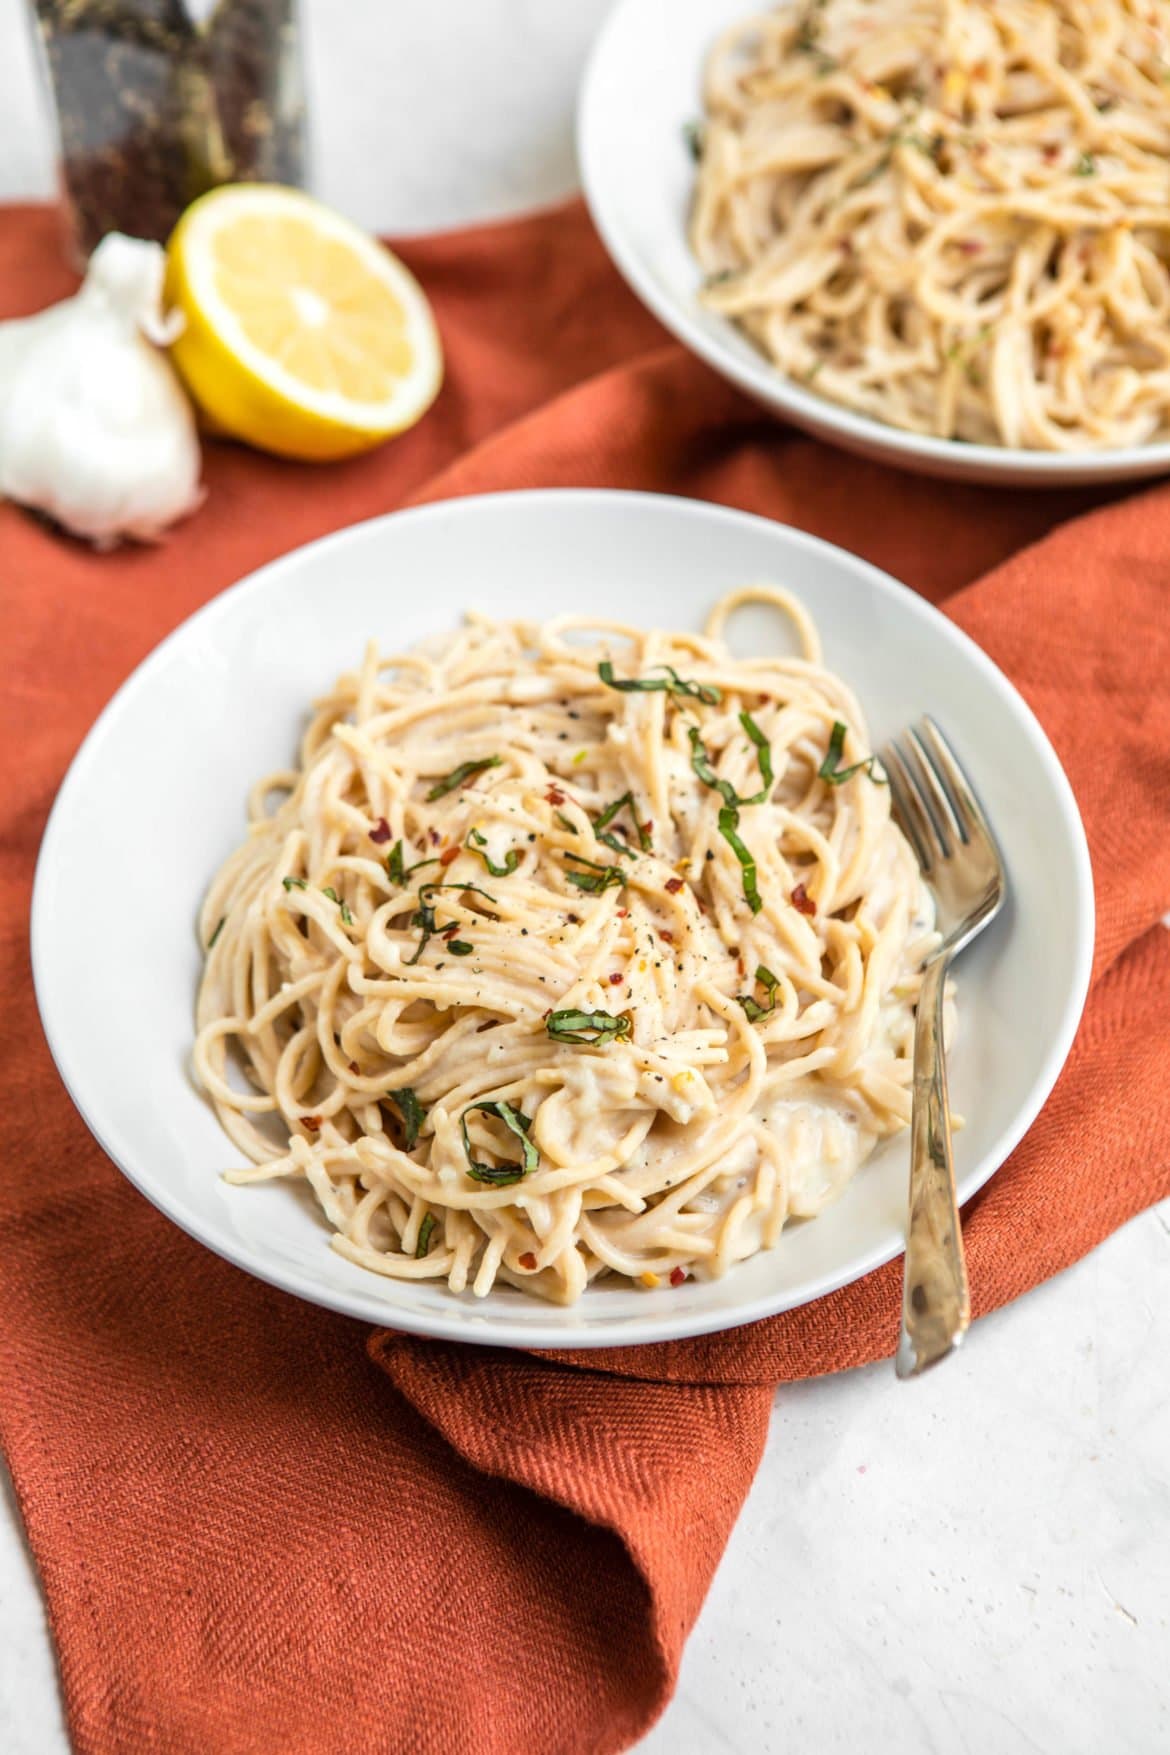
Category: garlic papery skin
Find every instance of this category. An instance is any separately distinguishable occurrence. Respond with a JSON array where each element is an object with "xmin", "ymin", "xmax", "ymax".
[{"xmin": 0, "ymin": 234, "xmax": 204, "ymax": 547}]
